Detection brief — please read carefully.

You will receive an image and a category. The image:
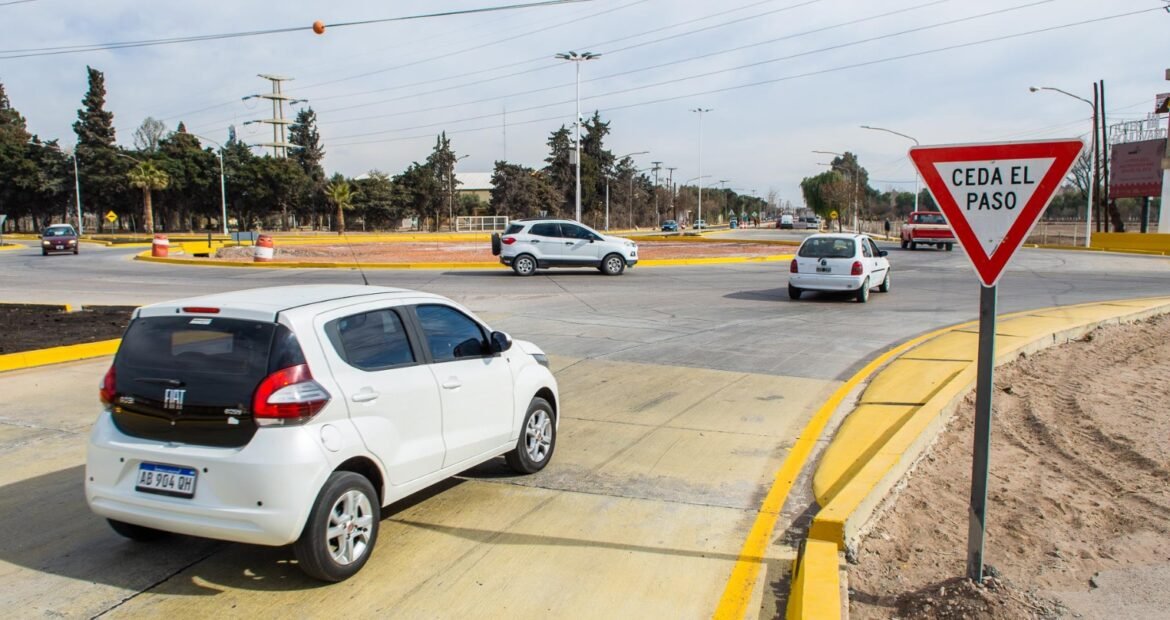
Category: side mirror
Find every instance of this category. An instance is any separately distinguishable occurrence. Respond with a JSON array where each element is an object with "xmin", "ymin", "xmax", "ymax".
[
  {"xmin": 879, "ymin": 250, "xmax": 889, "ymax": 257},
  {"xmin": 490, "ymin": 331, "xmax": 513, "ymax": 353}
]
